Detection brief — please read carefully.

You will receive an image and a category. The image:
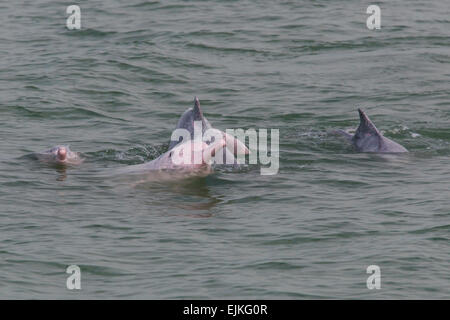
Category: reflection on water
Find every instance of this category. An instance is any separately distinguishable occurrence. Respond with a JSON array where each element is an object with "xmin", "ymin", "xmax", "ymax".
[
  {"xmin": 132, "ymin": 175, "xmax": 222, "ymax": 214},
  {"xmin": 55, "ymin": 166, "xmax": 67, "ymax": 181}
]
